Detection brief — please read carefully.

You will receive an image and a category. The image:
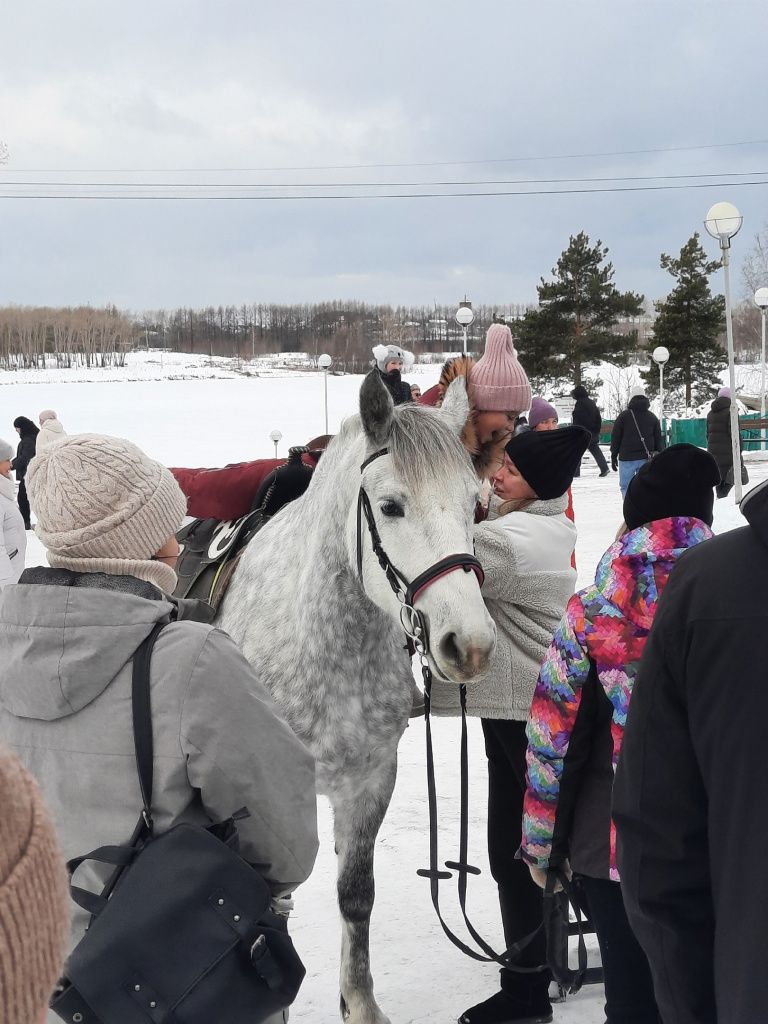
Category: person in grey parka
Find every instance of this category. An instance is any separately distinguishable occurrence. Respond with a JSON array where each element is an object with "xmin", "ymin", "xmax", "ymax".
[{"xmin": 0, "ymin": 433, "xmax": 319, "ymax": 1024}]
